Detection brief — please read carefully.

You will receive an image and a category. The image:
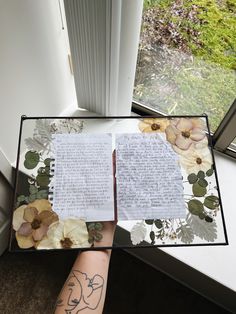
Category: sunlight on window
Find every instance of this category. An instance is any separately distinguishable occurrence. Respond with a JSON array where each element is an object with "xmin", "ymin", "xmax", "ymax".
[{"xmin": 134, "ymin": 0, "xmax": 236, "ymax": 131}]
